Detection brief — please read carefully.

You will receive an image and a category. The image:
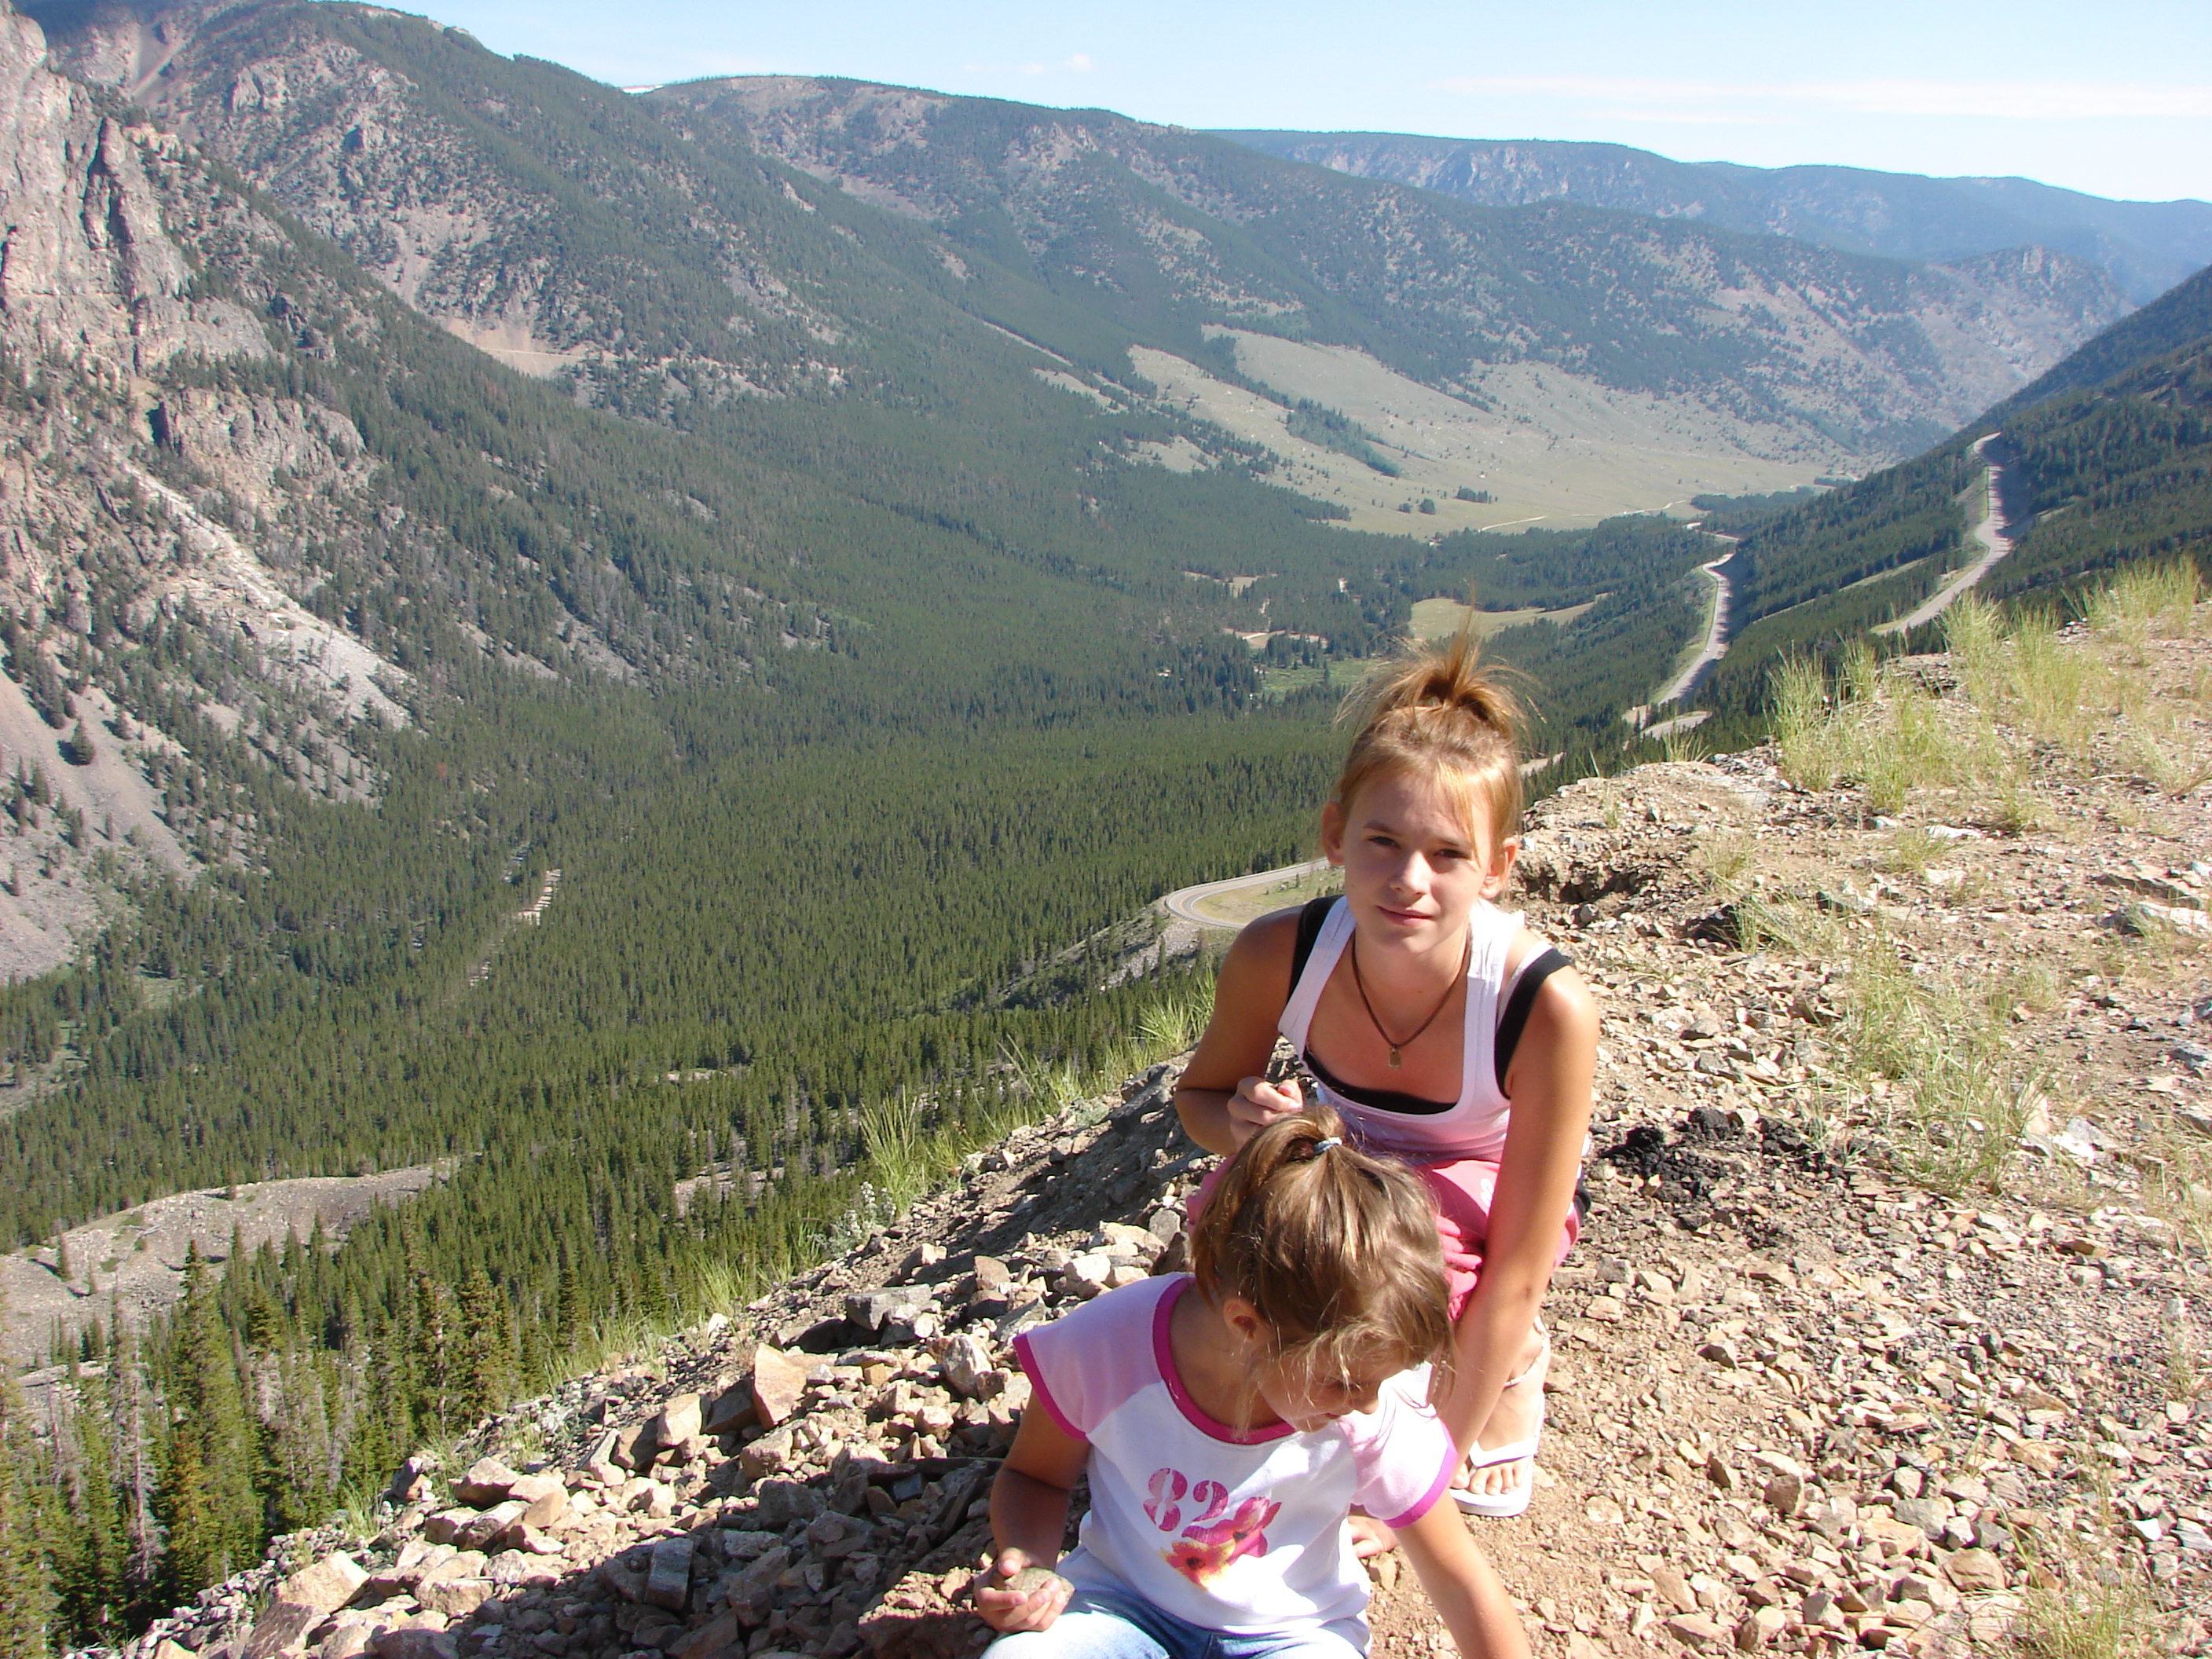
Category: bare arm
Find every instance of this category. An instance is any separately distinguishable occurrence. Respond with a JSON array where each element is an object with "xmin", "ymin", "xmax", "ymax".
[
  {"xmin": 1397, "ymin": 1500, "xmax": 1533, "ymax": 1659},
  {"xmin": 976, "ymin": 1401, "xmax": 1091, "ymax": 1632},
  {"xmin": 1174, "ymin": 908, "xmax": 1304, "ymax": 1156},
  {"xmin": 1439, "ymin": 967, "xmax": 1598, "ymax": 1450}
]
